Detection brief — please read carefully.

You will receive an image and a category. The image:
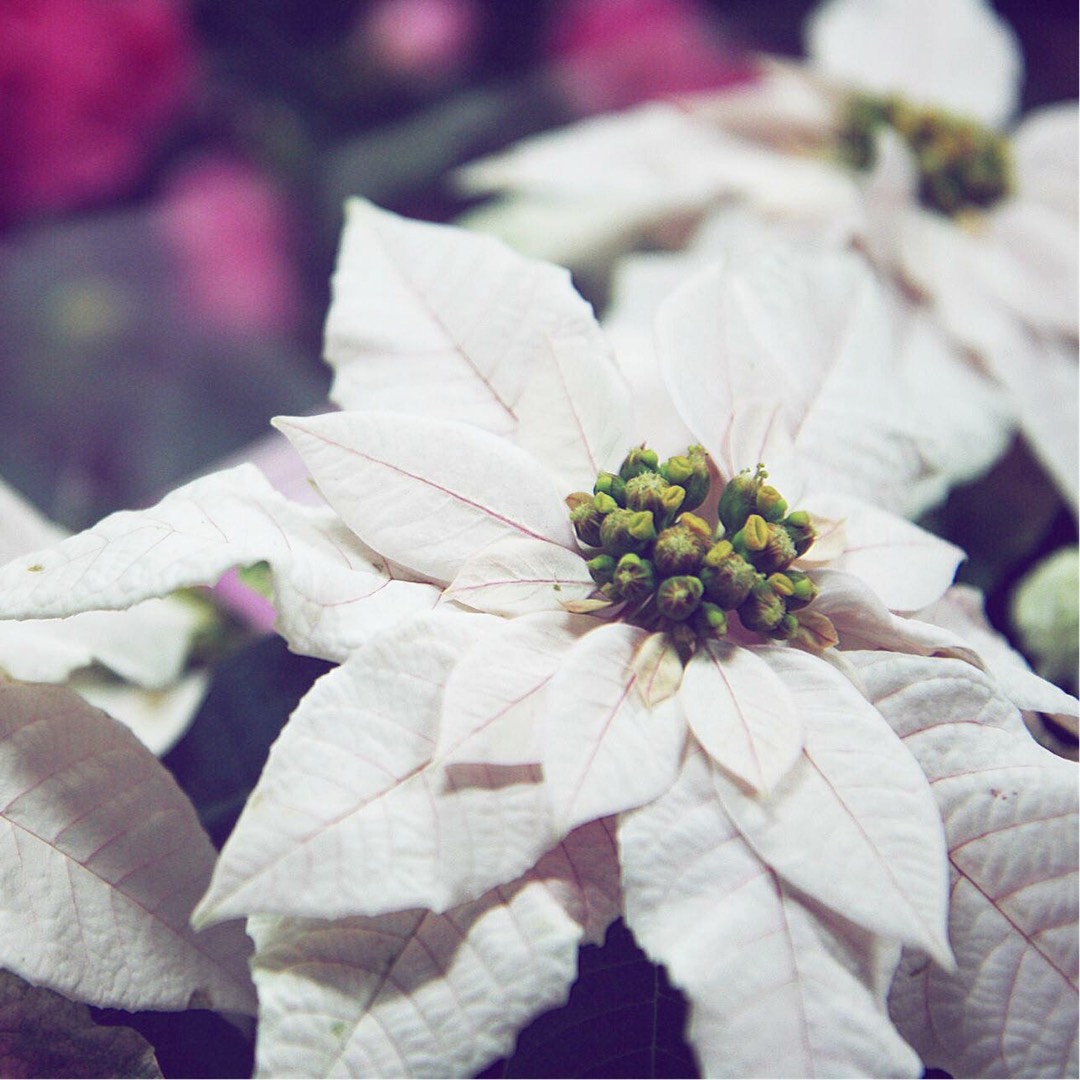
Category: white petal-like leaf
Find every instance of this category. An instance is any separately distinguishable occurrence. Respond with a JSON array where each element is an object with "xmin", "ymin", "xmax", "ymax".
[
  {"xmin": 680, "ymin": 640, "xmax": 803, "ymax": 795},
  {"xmin": 855, "ymin": 652, "xmax": 1078, "ymax": 1078},
  {"xmin": 324, "ymin": 199, "xmax": 630, "ymax": 491},
  {"xmin": 195, "ymin": 612, "xmax": 562, "ymax": 924},
  {"xmin": 0, "ymin": 464, "xmax": 435, "ymax": 663},
  {"xmin": 274, "ymin": 411, "xmax": 575, "ymax": 584},
  {"xmin": 620, "ymin": 746, "xmax": 921, "ymax": 1077},
  {"xmin": 655, "ymin": 245, "xmax": 932, "ymax": 515},
  {"xmin": 715, "ymin": 647, "xmax": 952, "ymax": 964},
  {"xmin": 542, "ymin": 622, "xmax": 687, "ymax": 832},
  {"xmin": 807, "ymin": 0, "xmax": 1022, "ymax": 128},
  {"xmin": 811, "ymin": 569, "xmax": 983, "ymax": 664},
  {"xmin": 915, "ymin": 585, "xmax": 1080, "ymax": 722},
  {"xmin": 249, "ymin": 819, "xmax": 621, "ymax": 1078},
  {"xmin": 444, "ymin": 535, "xmax": 596, "ymax": 616},
  {"xmin": 437, "ymin": 612, "xmax": 584, "ymax": 765},
  {"xmin": 805, "ymin": 493, "xmax": 964, "ymax": 611},
  {"xmin": 0, "ymin": 681, "xmax": 256, "ymax": 1014}
]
